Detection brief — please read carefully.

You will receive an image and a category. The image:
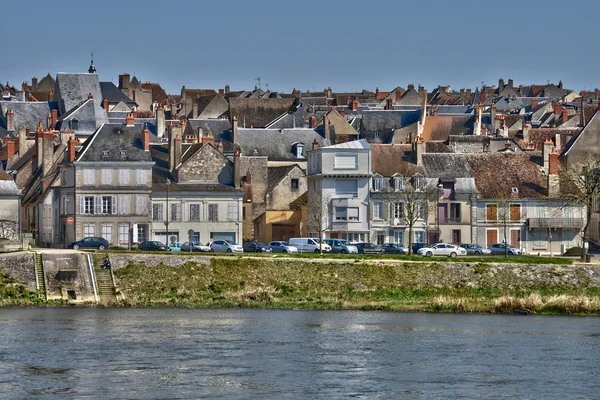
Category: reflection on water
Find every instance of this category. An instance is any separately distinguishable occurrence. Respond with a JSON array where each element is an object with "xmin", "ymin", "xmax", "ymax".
[{"xmin": 0, "ymin": 308, "xmax": 598, "ymax": 399}]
